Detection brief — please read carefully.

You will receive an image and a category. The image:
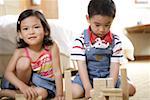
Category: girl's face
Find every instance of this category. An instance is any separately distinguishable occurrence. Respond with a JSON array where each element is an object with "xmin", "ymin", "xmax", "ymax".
[
  {"xmin": 87, "ymin": 15, "xmax": 113, "ymax": 38},
  {"xmin": 19, "ymin": 16, "xmax": 46, "ymax": 47}
]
